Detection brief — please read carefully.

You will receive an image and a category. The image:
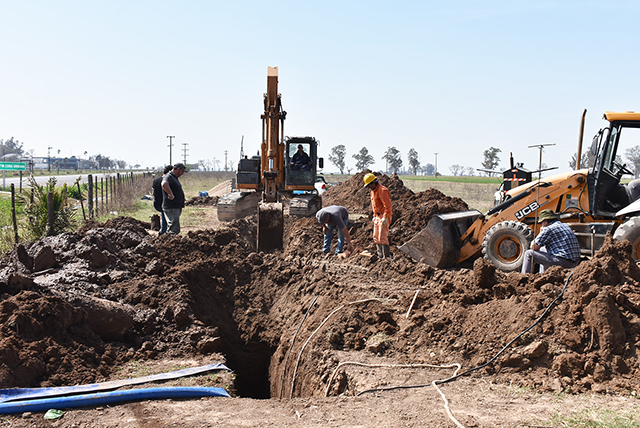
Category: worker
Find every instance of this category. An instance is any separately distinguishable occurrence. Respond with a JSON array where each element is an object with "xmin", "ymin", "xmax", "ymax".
[
  {"xmin": 152, "ymin": 165, "xmax": 173, "ymax": 235},
  {"xmin": 521, "ymin": 209, "xmax": 581, "ymax": 273},
  {"xmin": 161, "ymin": 162, "xmax": 187, "ymax": 234},
  {"xmin": 316, "ymin": 205, "xmax": 355, "ymax": 255},
  {"xmin": 290, "ymin": 145, "xmax": 312, "ymax": 171},
  {"xmin": 363, "ymin": 172, "xmax": 393, "ymax": 258}
]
